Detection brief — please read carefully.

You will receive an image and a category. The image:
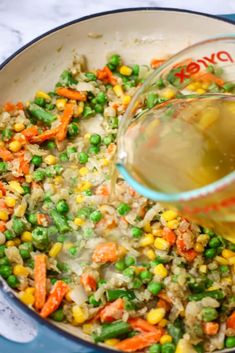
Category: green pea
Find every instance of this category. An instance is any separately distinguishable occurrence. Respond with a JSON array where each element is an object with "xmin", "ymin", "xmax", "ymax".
[
  {"xmin": 84, "ymin": 189, "xmax": 92, "ymax": 196},
  {"xmin": 156, "ymin": 78, "xmax": 165, "ymax": 89},
  {"xmin": 131, "ymin": 227, "xmax": 143, "ymax": 238},
  {"xmin": 90, "ymin": 210, "xmax": 102, "ymax": 223},
  {"xmin": 223, "ymin": 82, "xmax": 235, "ymax": 92},
  {"xmin": 107, "ymin": 63, "xmax": 115, "ymax": 71},
  {"xmin": 79, "ymin": 152, "xmax": 89, "ymax": 164},
  {"xmin": 132, "ymin": 64, "xmax": 139, "ymax": 76},
  {"xmin": 96, "ymin": 92, "xmax": 107, "ymax": 104},
  {"xmin": 88, "ymin": 145, "xmax": 100, "ymax": 154},
  {"xmin": 53, "ymin": 165, "xmax": 63, "ymax": 175},
  {"xmin": 206, "ymin": 65, "xmax": 215, "ymax": 73},
  {"xmin": 2, "ymin": 128, "xmax": 13, "ymax": 141},
  {"xmin": 7, "ymin": 275, "xmax": 19, "ymax": 288},
  {"xmin": 0, "ymin": 265, "xmax": 12, "ymax": 279},
  {"xmin": 225, "ymin": 336, "xmax": 235, "ymax": 348},
  {"xmin": 12, "ymin": 218, "xmax": 25, "ymax": 235},
  {"xmin": 0, "ymin": 161, "xmax": 7, "ymax": 173},
  {"xmin": 89, "ymin": 295, "xmax": 101, "ymax": 307},
  {"xmin": 123, "ymin": 267, "xmax": 135, "ymax": 278},
  {"xmin": 209, "ymin": 237, "xmax": 221, "ymax": 248},
  {"xmin": 85, "ymin": 72, "xmax": 97, "ymax": 81},
  {"xmin": 45, "ymin": 103, "xmax": 55, "ymax": 111},
  {"xmin": 47, "ymin": 140, "xmax": 56, "ymax": 149},
  {"xmin": 202, "ymin": 227, "xmax": 215, "ymax": 236},
  {"xmin": 90, "ymin": 134, "xmax": 101, "ymax": 145},
  {"xmin": 28, "ymin": 213, "xmax": 38, "ymax": 225},
  {"xmin": 220, "ymin": 265, "xmax": 229, "ymax": 274},
  {"xmin": 19, "ymin": 248, "xmax": 30, "ymax": 259},
  {"xmin": 83, "ymin": 105, "xmax": 94, "ymax": 118},
  {"xmin": 109, "ymin": 116, "xmax": 119, "ymax": 129},
  {"xmin": 67, "ymin": 146, "xmax": 77, "ymax": 156},
  {"xmin": 115, "ymin": 260, "xmax": 126, "ymax": 272},
  {"xmin": 22, "ymin": 185, "xmax": 31, "ymax": 195},
  {"xmin": 204, "ymin": 248, "xmax": 216, "ymax": 259},
  {"xmin": 0, "ymin": 245, "xmax": 6, "ymax": 258},
  {"xmin": 77, "ymin": 207, "xmax": 93, "ymax": 219},
  {"xmin": 4, "ymin": 230, "xmax": 16, "ymax": 240},
  {"xmin": 47, "ymin": 225, "xmax": 58, "ymax": 237},
  {"xmin": 33, "ymin": 169, "xmax": 46, "ymax": 181},
  {"xmin": 103, "ymin": 135, "xmax": 113, "ymax": 146},
  {"xmin": 161, "ymin": 342, "xmax": 176, "ymax": 353},
  {"xmin": 56, "ymin": 199, "xmax": 69, "ymax": 214},
  {"xmin": 57, "ymin": 262, "xmax": 69, "ymax": 272},
  {"xmin": 139, "ymin": 270, "xmax": 153, "ymax": 282},
  {"xmin": 147, "ymin": 281, "xmax": 162, "ymax": 295},
  {"xmin": 125, "ymin": 256, "xmax": 136, "ymax": 267},
  {"xmin": 57, "ymin": 235, "xmax": 66, "ymax": 243},
  {"xmin": 0, "ymin": 257, "xmax": 10, "ymax": 266},
  {"xmin": 69, "ymin": 247, "xmax": 77, "ymax": 256},
  {"xmin": 201, "ymin": 307, "xmax": 218, "ymax": 322},
  {"xmin": 59, "ymin": 152, "xmax": 69, "ymax": 162},
  {"xmin": 149, "ymin": 343, "xmax": 161, "ymax": 353},
  {"xmin": 32, "ymin": 227, "xmax": 49, "ymax": 250},
  {"xmin": 132, "ymin": 278, "xmax": 142, "ymax": 289},
  {"xmin": 50, "ymin": 308, "xmax": 65, "ymax": 322},
  {"xmin": 98, "ymin": 279, "xmax": 107, "ymax": 287},
  {"xmin": 34, "ymin": 96, "xmax": 46, "ymax": 107},
  {"xmin": 50, "ymin": 278, "xmax": 58, "ymax": 285},
  {"xmin": 108, "ymin": 54, "xmax": 121, "ymax": 68},
  {"xmin": 117, "ymin": 203, "xmax": 131, "ymax": 216},
  {"xmin": 94, "ymin": 104, "xmax": 104, "ymax": 114},
  {"xmin": 67, "ymin": 123, "xmax": 79, "ymax": 138},
  {"xmin": 31, "ymin": 155, "xmax": 43, "ymax": 167},
  {"xmin": 25, "ymin": 258, "xmax": 34, "ymax": 269}
]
